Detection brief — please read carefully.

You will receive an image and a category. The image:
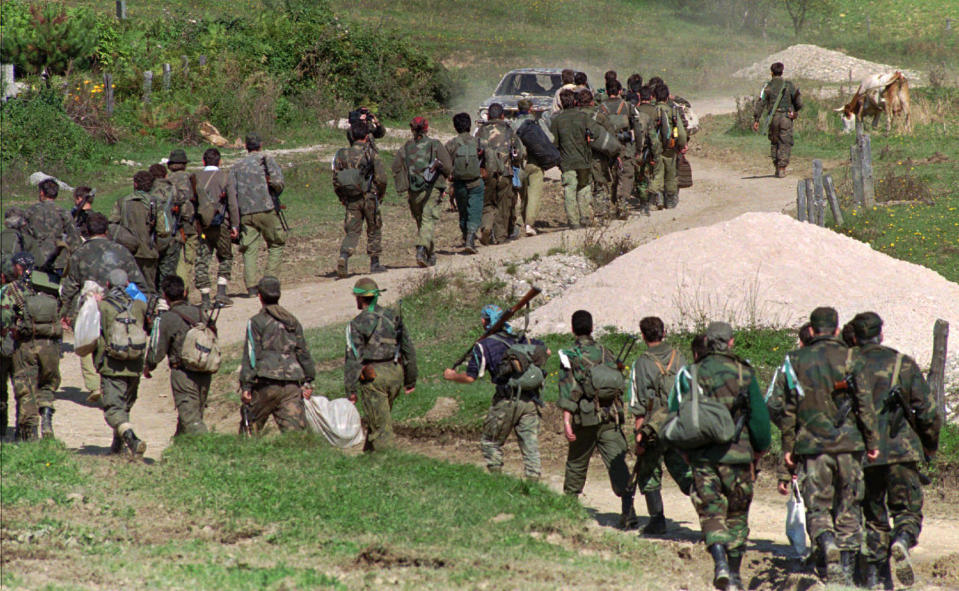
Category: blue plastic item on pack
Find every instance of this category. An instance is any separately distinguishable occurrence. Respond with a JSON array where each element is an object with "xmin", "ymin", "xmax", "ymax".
[
  {"xmin": 511, "ymin": 166, "xmax": 522, "ymax": 188},
  {"xmin": 125, "ymin": 282, "xmax": 148, "ymax": 303}
]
